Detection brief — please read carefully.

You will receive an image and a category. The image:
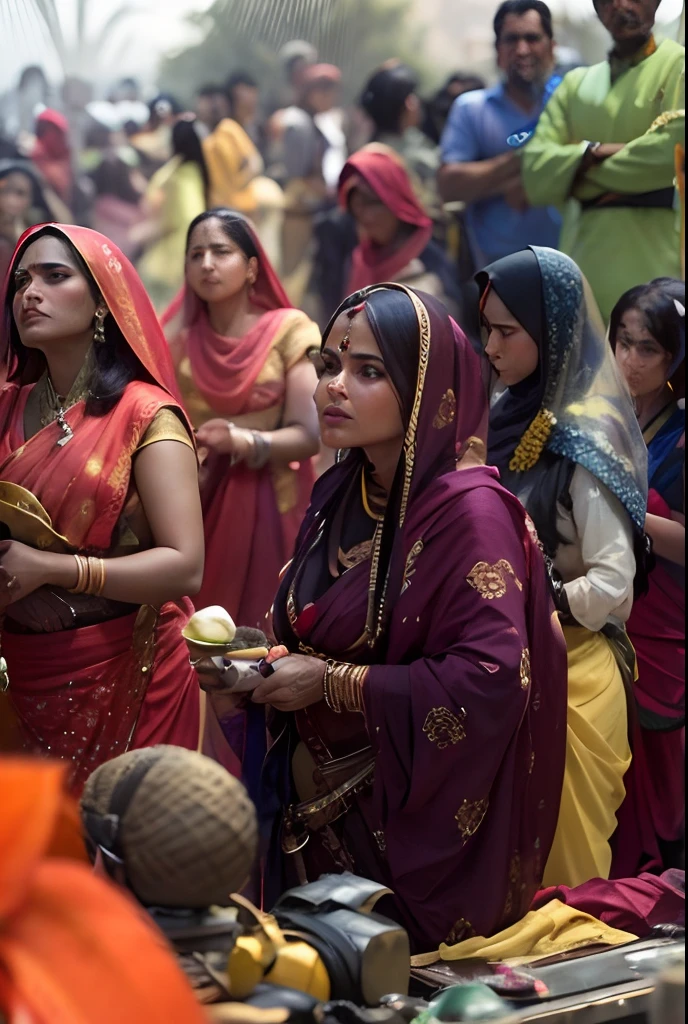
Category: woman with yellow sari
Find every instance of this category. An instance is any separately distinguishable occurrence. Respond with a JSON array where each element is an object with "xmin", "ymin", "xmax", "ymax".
[
  {"xmin": 478, "ymin": 247, "xmax": 649, "ymax": 887},
  {"xmin": 0, "ymin": 224, "xmax": 203, "ymax": 794}
]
